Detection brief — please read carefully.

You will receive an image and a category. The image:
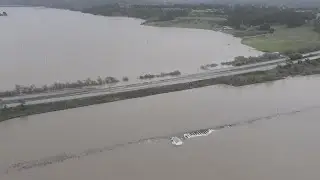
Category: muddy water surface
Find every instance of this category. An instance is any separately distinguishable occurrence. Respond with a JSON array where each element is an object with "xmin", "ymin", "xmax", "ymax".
[{"xmin": 1, "ymin": 76, "xmax": 320, "ymax": 179}]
